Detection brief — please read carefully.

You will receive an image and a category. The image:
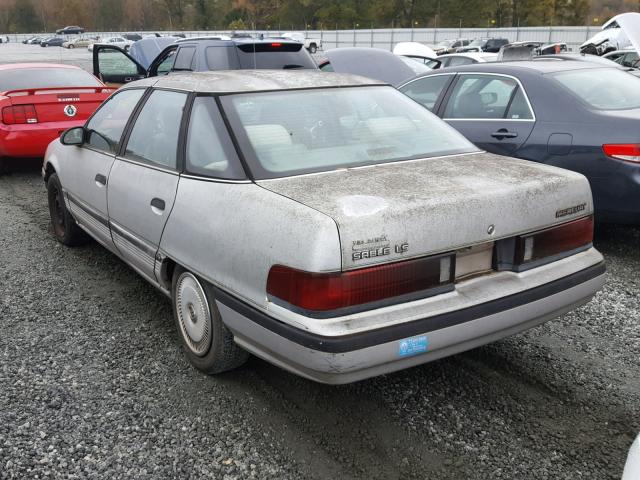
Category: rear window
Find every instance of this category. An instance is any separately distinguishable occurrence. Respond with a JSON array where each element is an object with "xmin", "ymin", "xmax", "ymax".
[
  {"xmin": 236, "ymin": 43, "xmax": 316, "ymax": 69},
  {"xmin": 221, "ymin": 85, "xmax": 478, "ymax": 179},
  {"xmin": 551, "ymin": 68, "xmax": 640, "ymax": 110},
  {"xmin": 0, "ymin": 68, "xmax": 102, "ymax": 91}
]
